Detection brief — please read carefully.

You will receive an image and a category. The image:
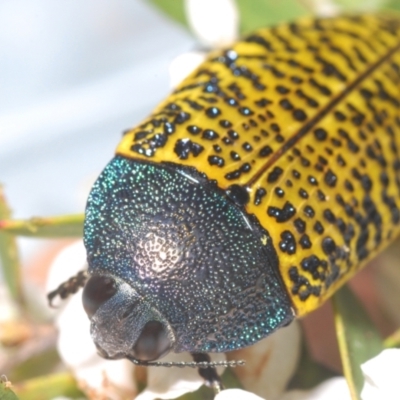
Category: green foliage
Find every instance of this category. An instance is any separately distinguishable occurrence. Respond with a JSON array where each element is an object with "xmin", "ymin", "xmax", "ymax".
[
  {"xmin": 0, "ymin": 186, "xmax": 24, "ymax": 305},
  {"xmin": 333, "ymin": 286, "xmax": 383, "ymax": 400},
  {"xmin": 147, "ymin": 0, "xmax": 187, "ymax": 27},
  {"xmin": 236, "ymin": 0, "xmax": 309, "ymax": 33},
  {"xmin": 0, "ymin": 215, "xmax": 84, "ymax": 238}
]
